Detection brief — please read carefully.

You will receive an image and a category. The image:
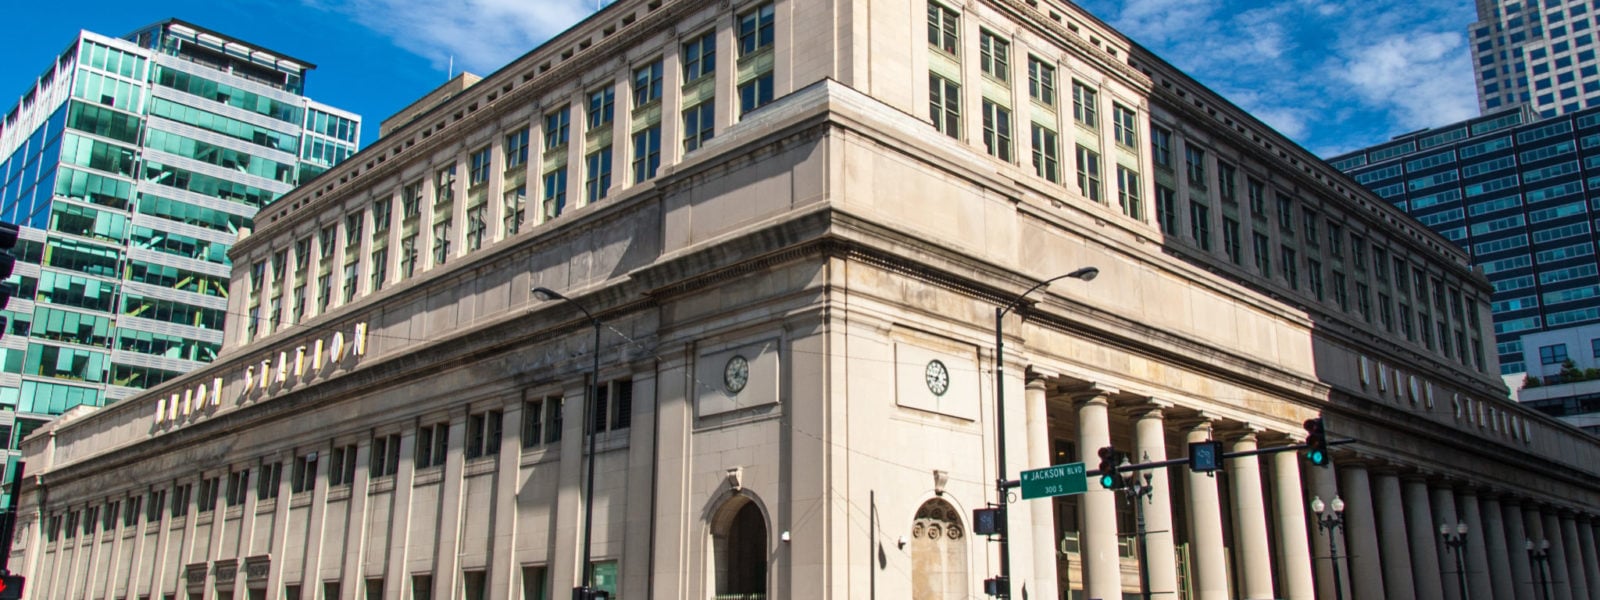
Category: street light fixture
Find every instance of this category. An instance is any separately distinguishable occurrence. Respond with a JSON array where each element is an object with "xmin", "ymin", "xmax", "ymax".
[
  {"xmin": 532, "ymin": 286, "xmax": 608, "ymax": 600},
  {"xmin": 1528, "ymin": 538, "xmax": 1552, "ymax": 600},
  {"xmin": 988, "ymin": 266, "xmax": 1098, "ymax": 598},
  {"xmin": 1311, "ymin": 495, "xmax": 1346, "ymax": 600},
  {"xmin": 1440, "ymin": 521, "xmax": 1470, "ymax": 600}
]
